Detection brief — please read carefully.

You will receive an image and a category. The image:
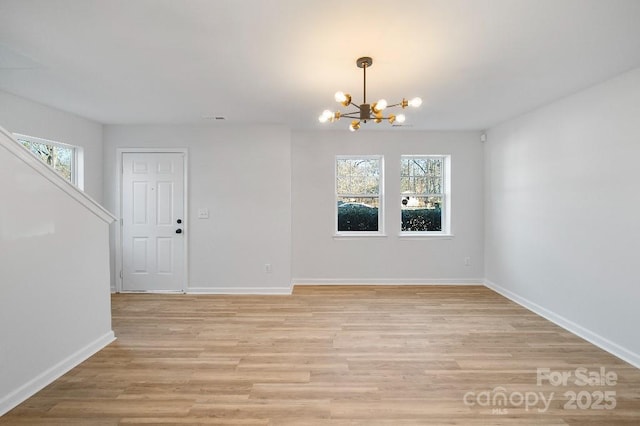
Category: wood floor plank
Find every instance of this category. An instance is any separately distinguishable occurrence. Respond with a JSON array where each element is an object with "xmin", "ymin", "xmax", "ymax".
[{"xmin": 2, "ymin": 285, "xmax": 639, "ymax": 424}]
